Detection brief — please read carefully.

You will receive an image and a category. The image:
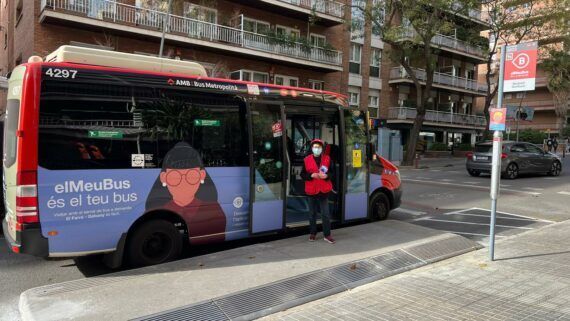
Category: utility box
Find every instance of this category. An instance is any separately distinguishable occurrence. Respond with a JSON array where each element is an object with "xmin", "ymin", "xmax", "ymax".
[{"xmin": 377, "ymin": 128, "xmax": 403, "ymax": 164}]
